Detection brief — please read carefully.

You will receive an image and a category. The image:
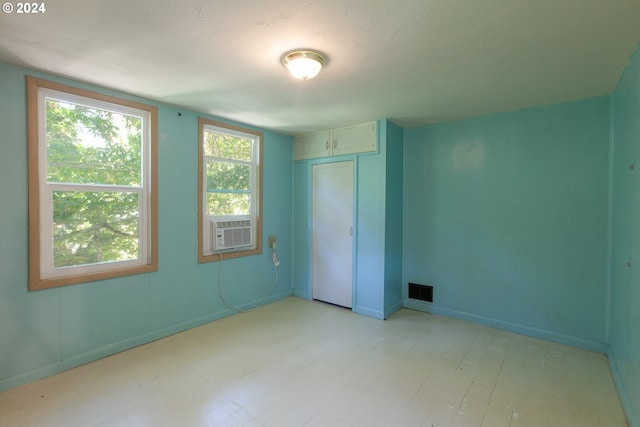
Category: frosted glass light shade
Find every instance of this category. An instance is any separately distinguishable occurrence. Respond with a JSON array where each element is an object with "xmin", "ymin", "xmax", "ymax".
[{"xmin": 282, "ymin": 50, "xmax": 326, "ymax": 80}]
